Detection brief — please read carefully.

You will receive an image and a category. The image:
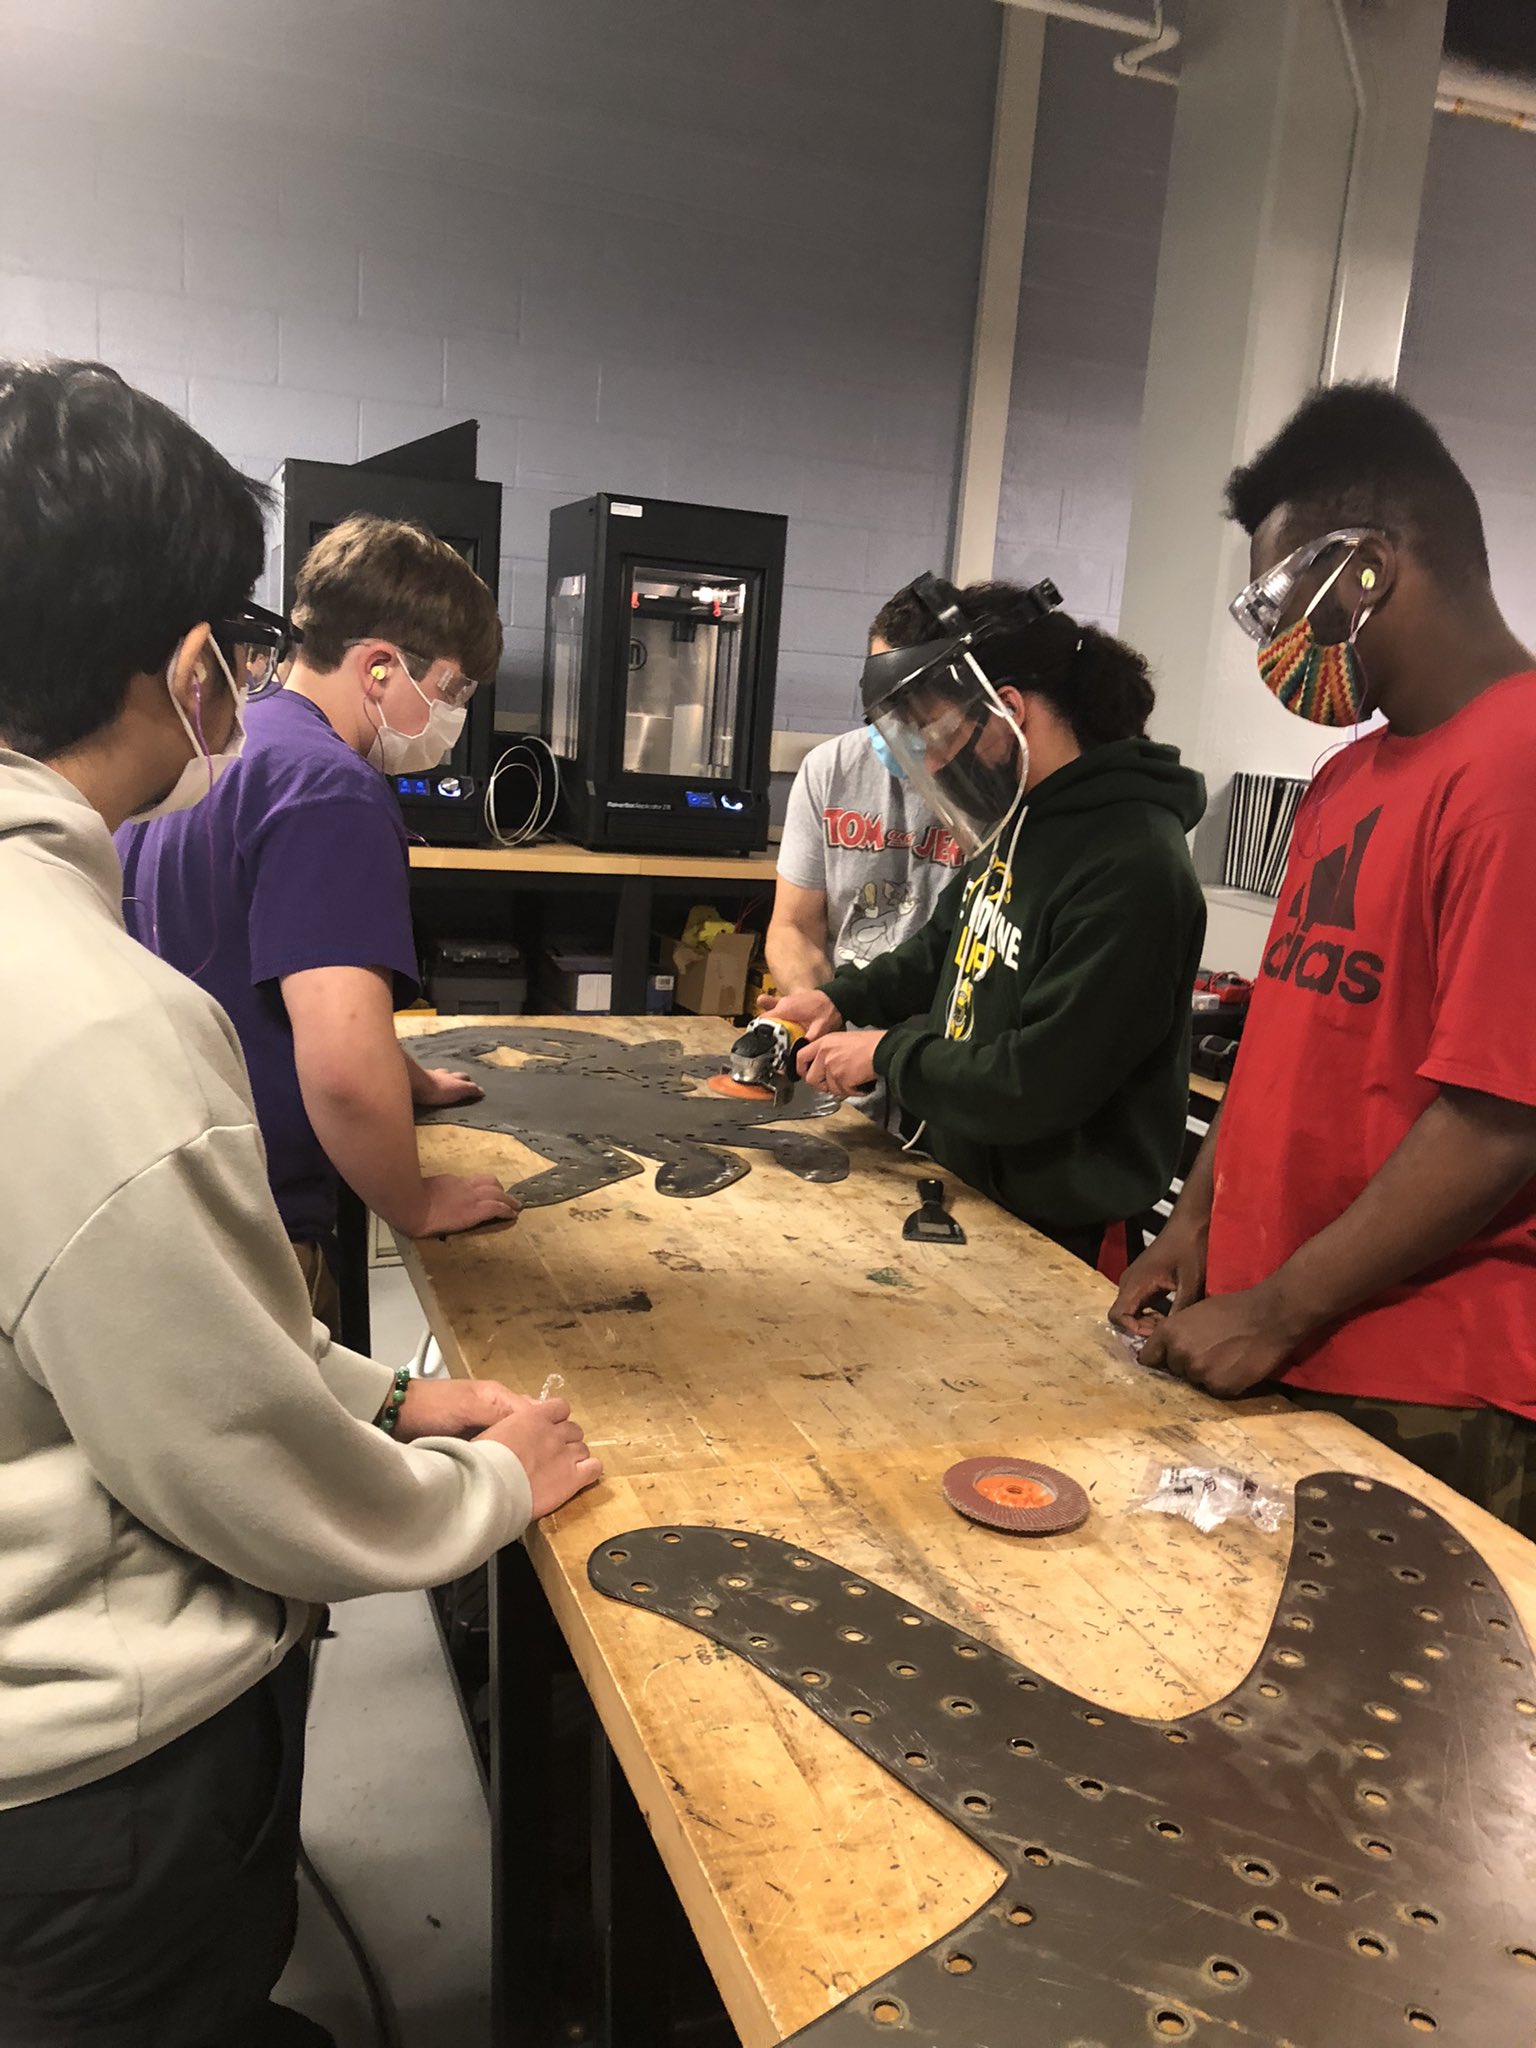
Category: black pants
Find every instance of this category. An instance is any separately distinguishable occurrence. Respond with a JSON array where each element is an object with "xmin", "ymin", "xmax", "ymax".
[
  {"xmin": 0, "ymin": 1650, "xmax": 323, "ymax": 2048},
  {"xmin": 1031, "ymin": 1217, "xmax": 1111, "ymax": 1268}
]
